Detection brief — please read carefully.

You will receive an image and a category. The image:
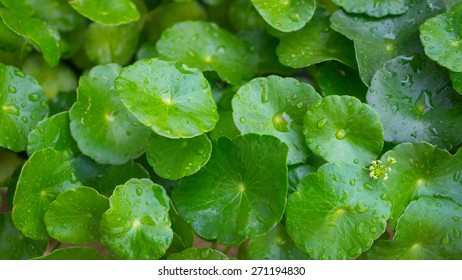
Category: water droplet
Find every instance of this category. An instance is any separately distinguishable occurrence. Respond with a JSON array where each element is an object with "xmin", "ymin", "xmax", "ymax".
[
  {"xmin": 289, "ymin": 11, "xmax": 301, "ymax": 22},
  {"xmin": 380, "ymin": 193, "xmax": 388, "ymax": 200},
  {"xmin": 355, "ymin": 203, "xmax": 369, "ymax": 213},
  {"xmin": 136, "ymin": 188, "xmax": 142, "ymax": 196},
  {"xmin": 436, "ymin": 202, "xmax": 442, "ymax": 208},
  {"xmin": 335, "ymin": 129, "xmax": 346, "ymax": 140},
  {"xmin": 354, "ymin": 159, "xmax": 359, "ymax": 164},
  {"xmin": 317, "ymin": 118, "xmax": 328, "ymax": 128},
  {"xmin": 429, "ymin": 126, "xmax": 438, "ymax": 136},
  {"xmin": 363, "ymin": 183, "xmax": 374, "ymax": 190},
  {"xmin": 272, "ymin": 112, "xmax": 292, "ymax": 132},
  {"xmin": 306, "ymin": 138, "xmax": 313, "ymax": 144},
  {"xmin": 8, "ymin": 86, "xmax": 16, "ymax": 93},
  {"xmin": 314, "ymin": 100, "xmax": 322, "ymax": 108},
  {"xmin": 355, "ymin": 222, "xmax": 364, "ymax": 234},
  {"xmin": 302, "ymin": 129, "xmax": 308, "ymax": 136},
  {"xmin": 2, "ymin": 104, "xmax": 20, "ymax": 116},
  {"xmin": 14, "ymin": 69, "xmax": 25, "ymax": 78},
  {"xmin": 454, "ymin": 172, "xmax": 461, "ymax": 182},
  {"xmin": 215, "ymin": 45, "xmax": 226, "ymax": 54},
  {"xmin": 296, "ymin": 102, "xmax": 303, "ymax": 109},
  {"xmin": 452, "ymin": 216, "xmax": 460, "ymax": 222},
  {"xmin": 239, "ymin": 117, "xmax": 246, "ymax": 124},
  {"xmin": 338, "ymin": 191, "xmax": 347, "ymax": 203},
  {"xmin": 370, "ymin": 226, "xmax": 377, "ymax": 233},
  {"xmin": 349, "ymin": 179, "xmax": 356, "ymax": 186},
  {"xmin": 40, "ymin": 100, "xmax": 47, "ymax": 108},
  {"xmin": 441, "ymin": 233, "xmax": 450, "ymax": 245},
  {"xmin": 21, "ymin": 116, "xmax": 28, "ymax": 123},
  {"xmin": 454, "ymin": 228, "xmax": 461, "ymax": 239}
]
